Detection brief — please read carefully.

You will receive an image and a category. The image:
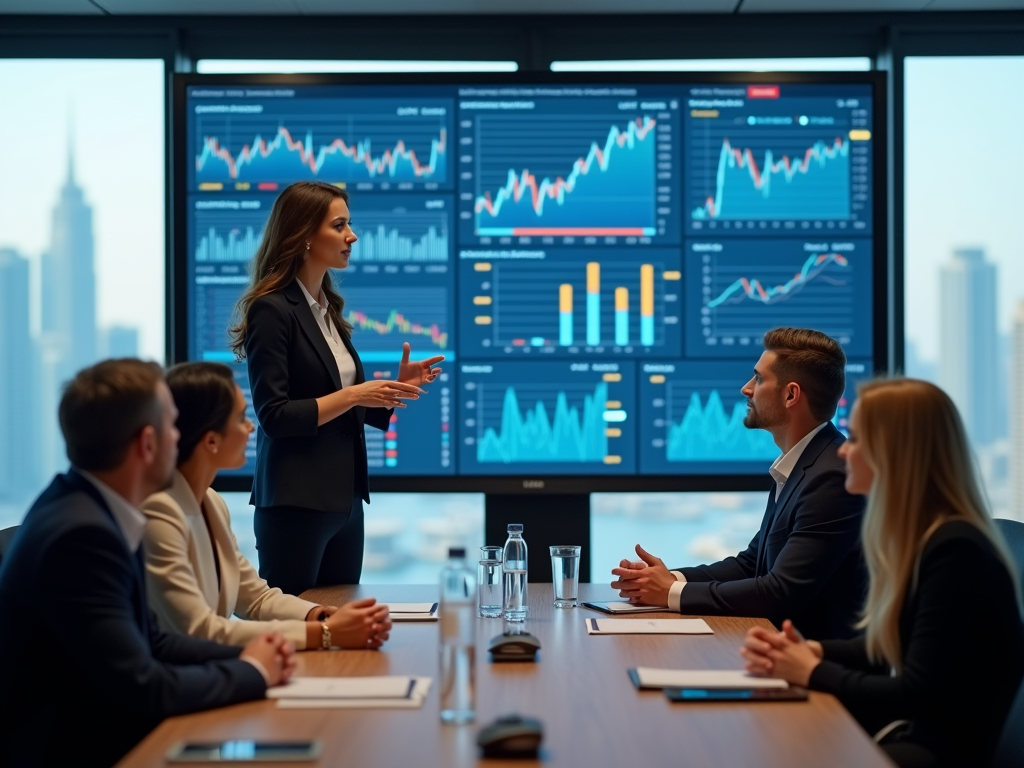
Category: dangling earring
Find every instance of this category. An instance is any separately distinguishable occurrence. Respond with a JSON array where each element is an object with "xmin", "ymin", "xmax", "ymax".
[{"xmin": 304, "ymin": 242, "xmax": 310, "ymax": 260}]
